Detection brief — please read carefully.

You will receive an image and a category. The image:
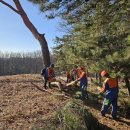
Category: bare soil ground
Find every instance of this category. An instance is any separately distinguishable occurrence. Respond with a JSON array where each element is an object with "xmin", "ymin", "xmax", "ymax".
[
  {"xmin": 0, "ymin": 74, "xmax": 130, "ymax": 130},
  {"xmin": 0, "ymin": 74, "xmax": 69, "ymax": 130}
]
